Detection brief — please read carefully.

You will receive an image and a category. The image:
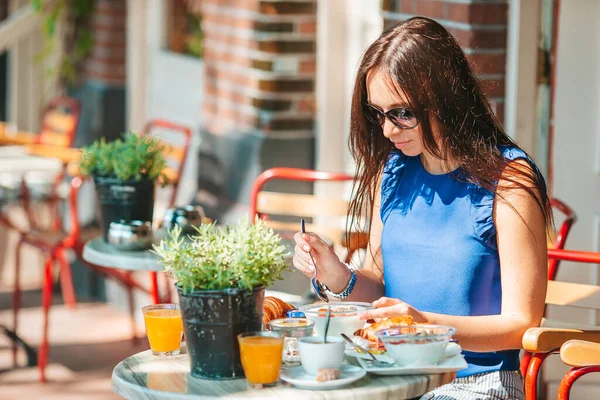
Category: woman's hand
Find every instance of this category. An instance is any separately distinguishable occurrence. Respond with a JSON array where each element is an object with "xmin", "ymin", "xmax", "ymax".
[
  {"xmin": 359, "ymin": 297, "xmax": 428, "ymax": 323},
  {"xmin": 292, "ymin": 231, "xmax": 349, "ymax": 288}
]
